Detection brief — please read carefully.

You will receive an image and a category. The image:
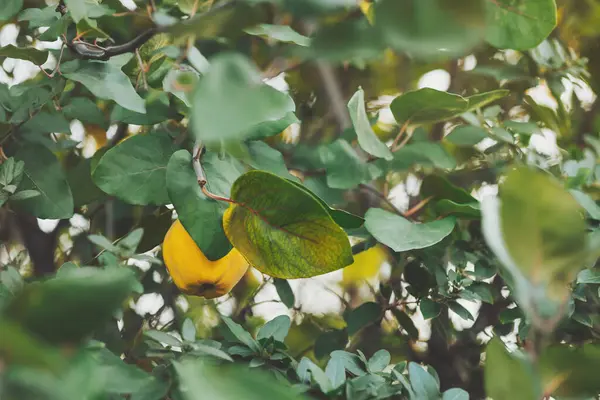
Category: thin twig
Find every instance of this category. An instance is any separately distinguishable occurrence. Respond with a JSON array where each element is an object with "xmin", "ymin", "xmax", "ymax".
[
  {"xmin": 404, "ymin": 196, "xmax": 433, "ymax": 218},
  {"xmin": 391, "ymin": 121, "xmax": 410, "ymax": 152},
  {"xmin": 135, "ymin": 48, "xmax": 148, "ymax": 91},
  {"xmin": 358, "ymin": 184, "xmax": 405, "ymax": 217}
]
